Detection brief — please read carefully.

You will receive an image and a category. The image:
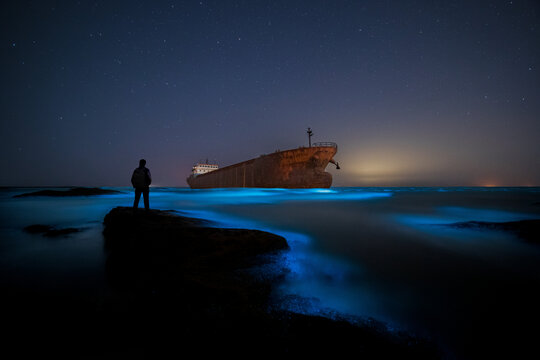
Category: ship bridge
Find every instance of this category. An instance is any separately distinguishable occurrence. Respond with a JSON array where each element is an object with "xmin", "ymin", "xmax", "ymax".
[
  {"xmin": 312, "ymin": 142, "xmax": 337, "ymax": 149},
  {"xmin": 192, "ymin": 163, "xmax": 219, "ymax": 175}
]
